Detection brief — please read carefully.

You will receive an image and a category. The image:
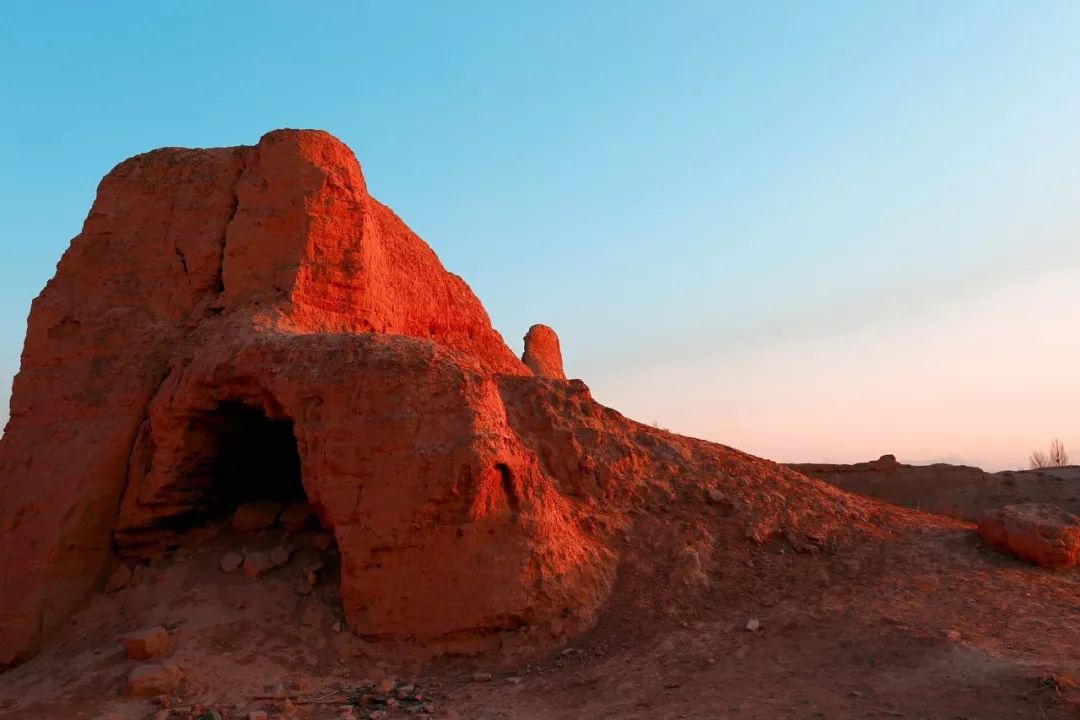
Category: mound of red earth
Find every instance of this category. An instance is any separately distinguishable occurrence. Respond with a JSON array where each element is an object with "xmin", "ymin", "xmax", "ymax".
[{"xmin": 0, "ymin": 129, "xmax": 885, "ymax": 668}]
